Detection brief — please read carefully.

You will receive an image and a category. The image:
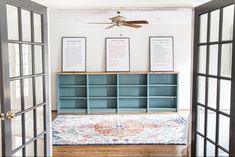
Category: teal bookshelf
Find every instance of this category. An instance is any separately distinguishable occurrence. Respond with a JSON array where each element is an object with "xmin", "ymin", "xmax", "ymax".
[{"xmin": 57, "ymin": 72, "xmax": 178, "ymax": 113}]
